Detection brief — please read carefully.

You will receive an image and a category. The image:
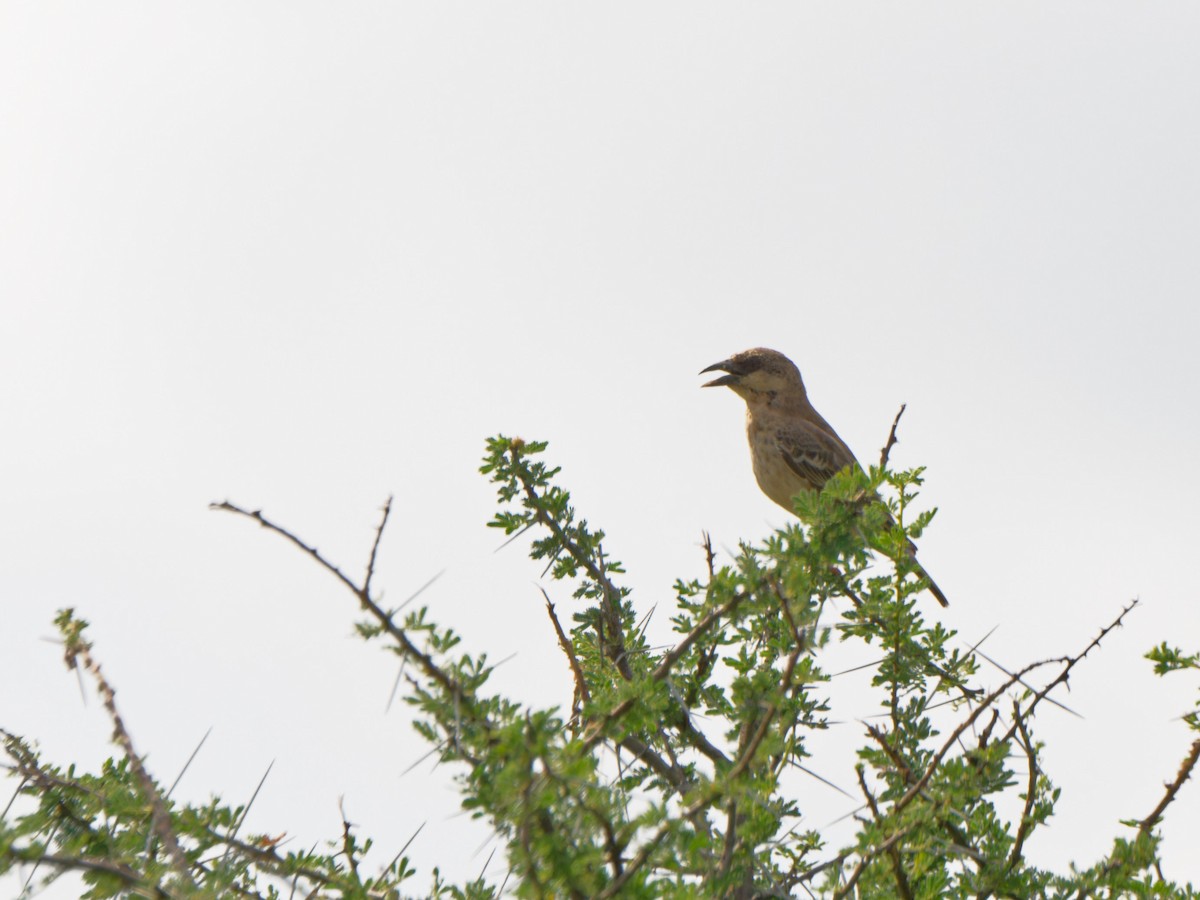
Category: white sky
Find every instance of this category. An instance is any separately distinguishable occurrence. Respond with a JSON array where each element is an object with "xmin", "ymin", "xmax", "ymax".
[{"xmin": 3, "ymin": 2, "xmax": 1199, "ymax": 895}]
